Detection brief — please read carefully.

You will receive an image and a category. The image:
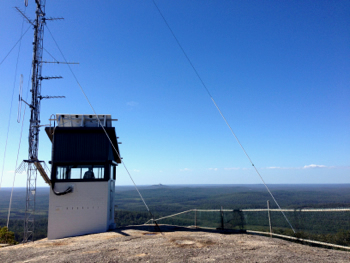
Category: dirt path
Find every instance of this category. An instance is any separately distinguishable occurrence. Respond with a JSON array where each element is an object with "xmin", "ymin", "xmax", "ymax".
[{"xmin": 0, "ymin": 226, "xmax": 349, "ymax": 262}]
